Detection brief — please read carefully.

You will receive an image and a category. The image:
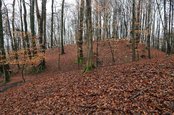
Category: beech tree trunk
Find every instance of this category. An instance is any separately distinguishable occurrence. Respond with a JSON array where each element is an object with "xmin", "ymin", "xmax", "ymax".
[
  {"xmin": 85, "ymin": 0, "xmax": 94, "ymax": 71},
  {"xmin": 147, "ymin": 0, "xmax": 152, "ymax": 59},
  {"xmin": 77, "ymin": 0, "xmax": 84, "ymax": 63},
  {"xmin": 12, "ymin": 0, "xmax": 17, "ymax": 51},
  {"xmin": 20, "ymin": 0, "xmax": 25, "ymax": 49},
  {"xmin": 23, "ymin": 0, "xmax": 31, "ymax": 58},
  {"xmin": 50, "ymin": 0, "xmax": 54, "ymax": 48},
  {"xmin": 131, "ymin": 0, "xmax": 136, "ymax": 61},
  {"xmin": 0, "ymin": 0, "xmax": 10, "ymax": 83},
  {"xmin": 38, "ymin": 0, "xmax": 47, "ymax": 70},
  {"xmin": 60, "ymin": 0, "xmax": 65, "ymax": 54},
  {"xmin": 3, "ymin": 3, "xmax": 13, "ymax": 52},
  {"xmin": 164, "ymin": 0, "xmax": 171, "ymax": 54},
  {"xmin": 30, "ymin": 0, "xmax": 37, "ymax": 56},
  {"xmin": 43, "ymin": 2, "xmax": 47, "ymax": 49}
]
